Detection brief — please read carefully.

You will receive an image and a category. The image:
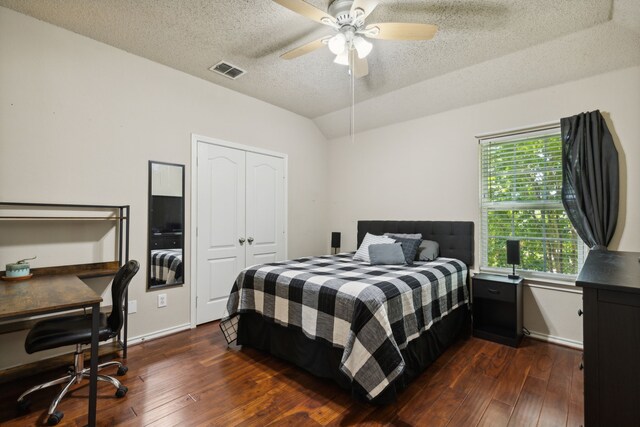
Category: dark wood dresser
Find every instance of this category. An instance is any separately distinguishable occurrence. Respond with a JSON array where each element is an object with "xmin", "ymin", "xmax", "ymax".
[
  {"xmin": 577, "ymin": 250, "xmax": 640, "ymax": 427},
  {"xmin": 150, "ymin": 232, "xmax": 183, "ymax": 250}
]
